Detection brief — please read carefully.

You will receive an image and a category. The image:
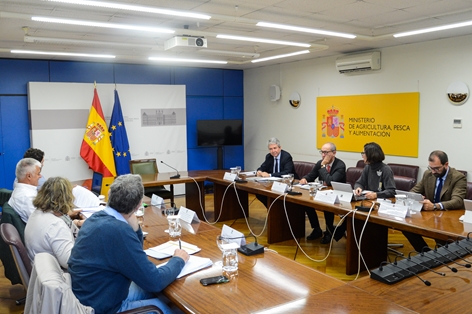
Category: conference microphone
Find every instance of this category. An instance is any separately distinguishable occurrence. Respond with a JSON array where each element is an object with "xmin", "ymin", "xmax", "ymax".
[
  {"xmin": 436, "ymin": 244, "xmax": 472, "ymax": 267},
  {"xmin": 406, "ymin": 252, "xmax": 446, "ymax": 276},
  {"xmin": 218, "ymin": 234, "xmax": 264, "ymax": 256},
  {"xmin": 453, "ymin": 239, "xmax": 472, "ymax": 255},
  {"xmin": 160, "ymin": 161, "xmax": 180, "ymax": 179},
  {"xmin": 419, "ymin": 250, "xmax": 458, "ymax": 273},
  {"xmin": 388, "ymin": 261, "xmax": 431, "ymax": 286},
  {"xmin": 429, "ymin": 247, "xmax": 470, "ymax": 268}
]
